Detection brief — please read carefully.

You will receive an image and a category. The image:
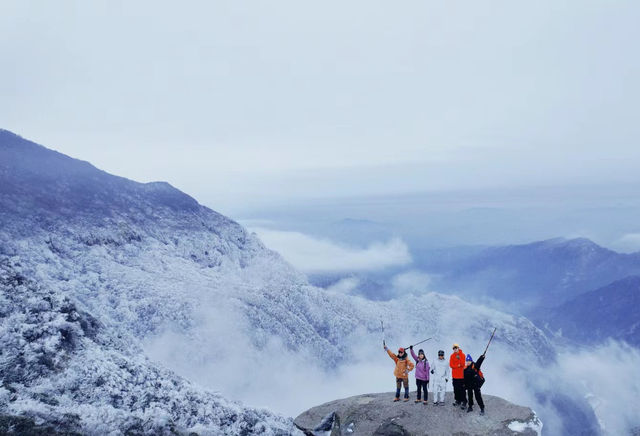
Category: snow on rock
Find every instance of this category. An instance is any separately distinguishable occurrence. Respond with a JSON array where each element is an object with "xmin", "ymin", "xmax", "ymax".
[{"xmin": 508, "ymin": 412, "xmax": 543, "ymax": 435}]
